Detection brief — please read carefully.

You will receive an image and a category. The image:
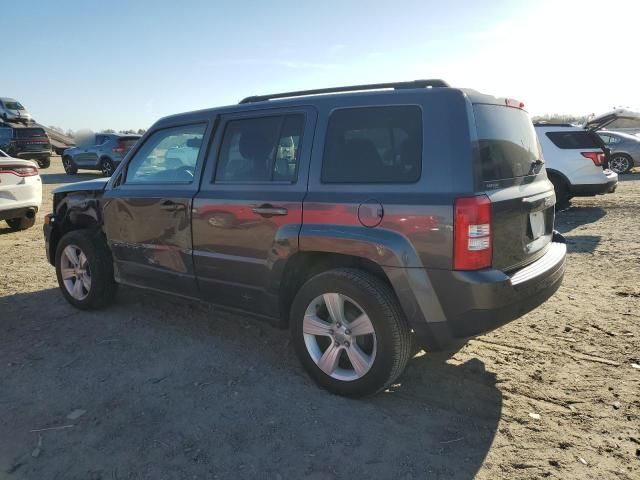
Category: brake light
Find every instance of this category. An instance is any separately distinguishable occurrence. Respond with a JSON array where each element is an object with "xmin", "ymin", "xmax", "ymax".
[
  {"xmin": 454, "ymin": 195, "xmax": 492, "ymax": 270},
  {"xmin": 505, "ymin": 98, "xmax": 525, "ymax": 109},
  {"xmin": 112, "ymin": 140, "xmax": 126, "ymax": 153},
  {"xmin": 581, "ymin": 152, "xmax": 605, "ymax": 166},
  {"xmin": 0, "ymin": 165, "xmax": 38, "ymax": 176}
]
